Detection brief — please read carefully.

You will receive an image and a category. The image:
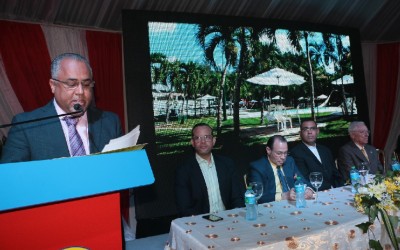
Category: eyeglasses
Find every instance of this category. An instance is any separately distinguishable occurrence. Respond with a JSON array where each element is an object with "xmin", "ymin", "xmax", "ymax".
[
  {"xmin": 272, "ymin": 151, "xmax": 288, "ymax": 157},
  {"xmin": 301, "ymin": 127, "xmax": 317, "ymax": 132},
  {"xmin": 354, "ymin": 130, "xmax": 370, "ymax": 135},
  {"xmin": 52, "ymin": 78, "xmax": 95, "ymax": 90},
  {"xmin": 192, "ymin": 135, "xmax": 213, "ymax": 142}
]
